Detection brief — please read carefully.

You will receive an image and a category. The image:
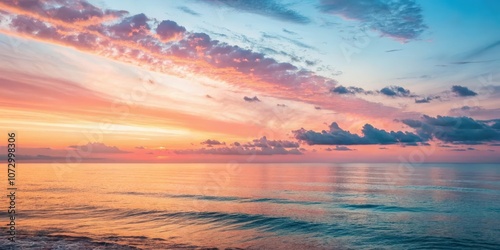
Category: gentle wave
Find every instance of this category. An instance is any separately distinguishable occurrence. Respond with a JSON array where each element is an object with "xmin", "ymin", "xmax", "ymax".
[
  {"xmin": 401, "ymin": 185, "xmax": 500, "ymax": 194},
  {"xmin": 0, "ymin": 232, "xmax": 221, "ymax": 250},
  {"xmin": 0, "ymin": 234, "xmax": 140, "ymax": 250},
  {"xmin": 113, "ymin": 210, "xmax": 342, "ymax": 237},
  {"xmin": 364, "ymin": 234, "xmax": 500, "ymax": 250},
  {"xmin": 339, "ymin": 203, "xmax": 431, "ymax": 213},
  {"xmin": 114, "ymin": 191, "xmax": 324, "ymax": 206}
]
